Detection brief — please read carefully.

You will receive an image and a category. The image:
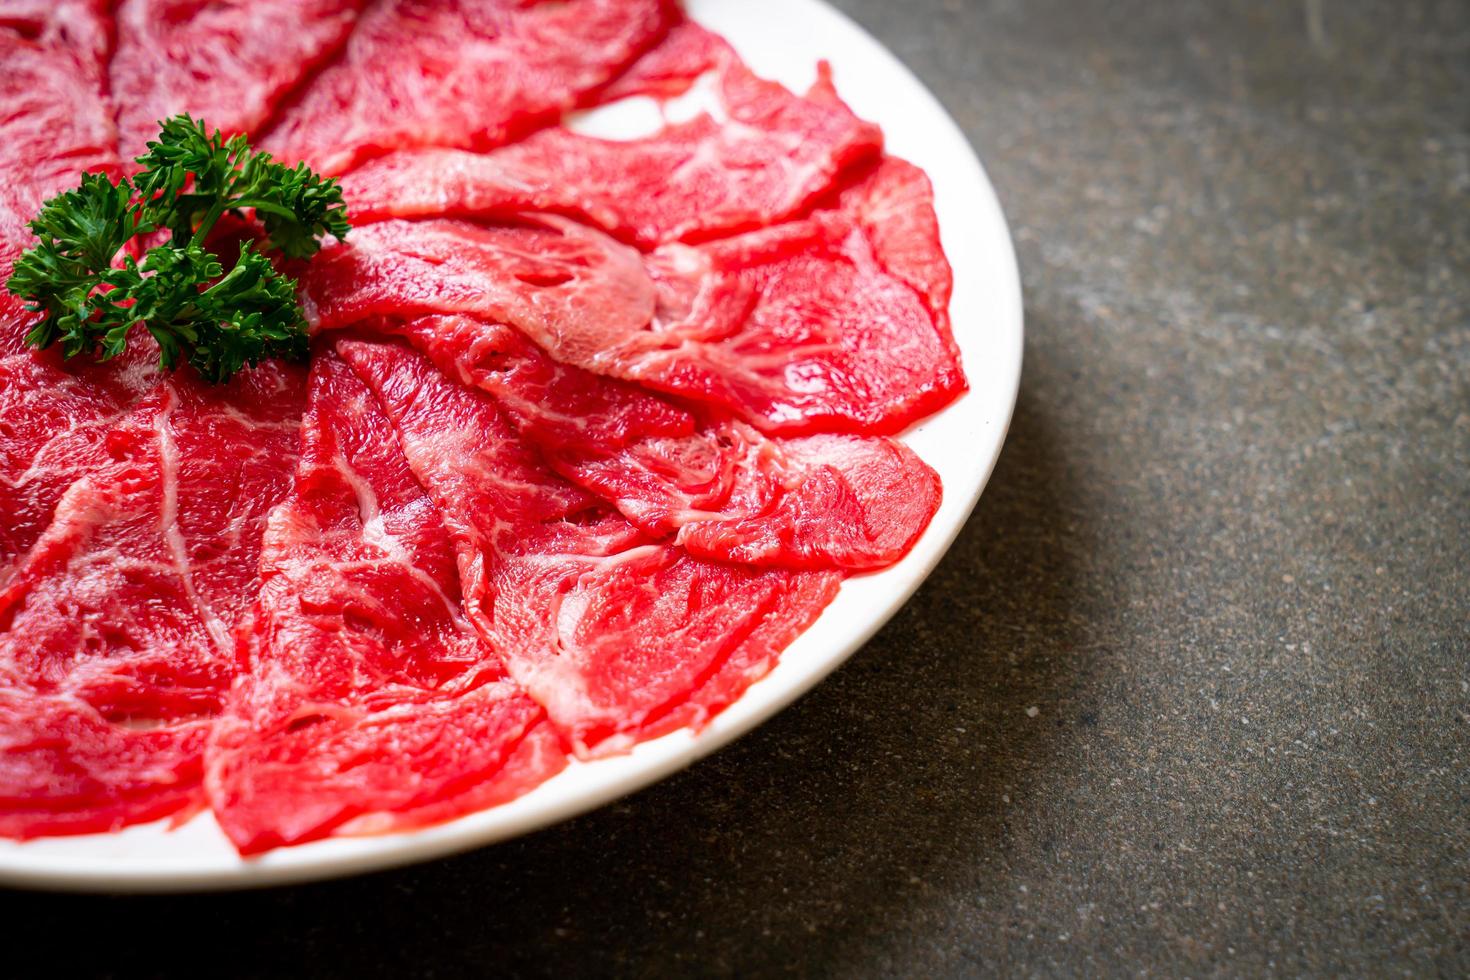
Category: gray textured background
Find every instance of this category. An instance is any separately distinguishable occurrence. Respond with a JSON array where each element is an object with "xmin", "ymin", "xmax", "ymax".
[{"xmin": 5, "ymin": 0, "xmax": 1468, "ymax": 975}]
